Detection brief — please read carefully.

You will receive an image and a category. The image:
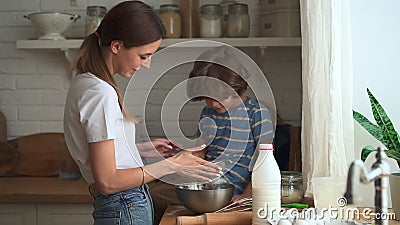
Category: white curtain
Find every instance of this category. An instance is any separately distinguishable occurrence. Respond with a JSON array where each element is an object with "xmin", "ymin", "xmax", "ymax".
[{"xmin": 300, "ymin": 0, "xmax": 355, "ymax": 196}]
